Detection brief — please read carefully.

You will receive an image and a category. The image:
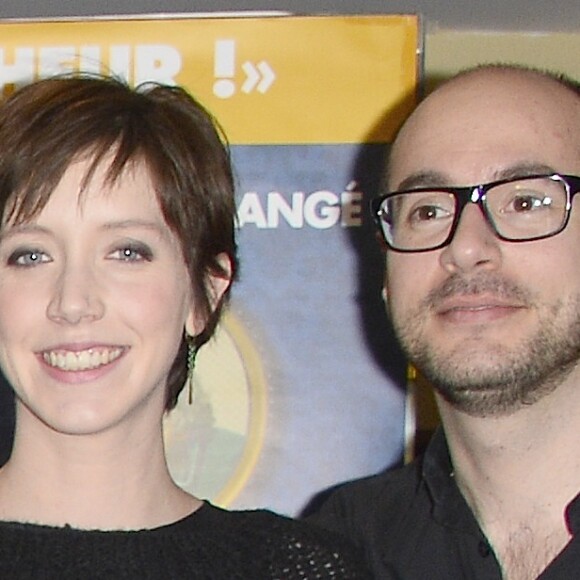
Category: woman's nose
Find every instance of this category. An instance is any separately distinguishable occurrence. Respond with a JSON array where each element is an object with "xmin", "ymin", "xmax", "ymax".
[{"xmin": 46, "ymin": 262, "xmax": 105, "ymax": 325}]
